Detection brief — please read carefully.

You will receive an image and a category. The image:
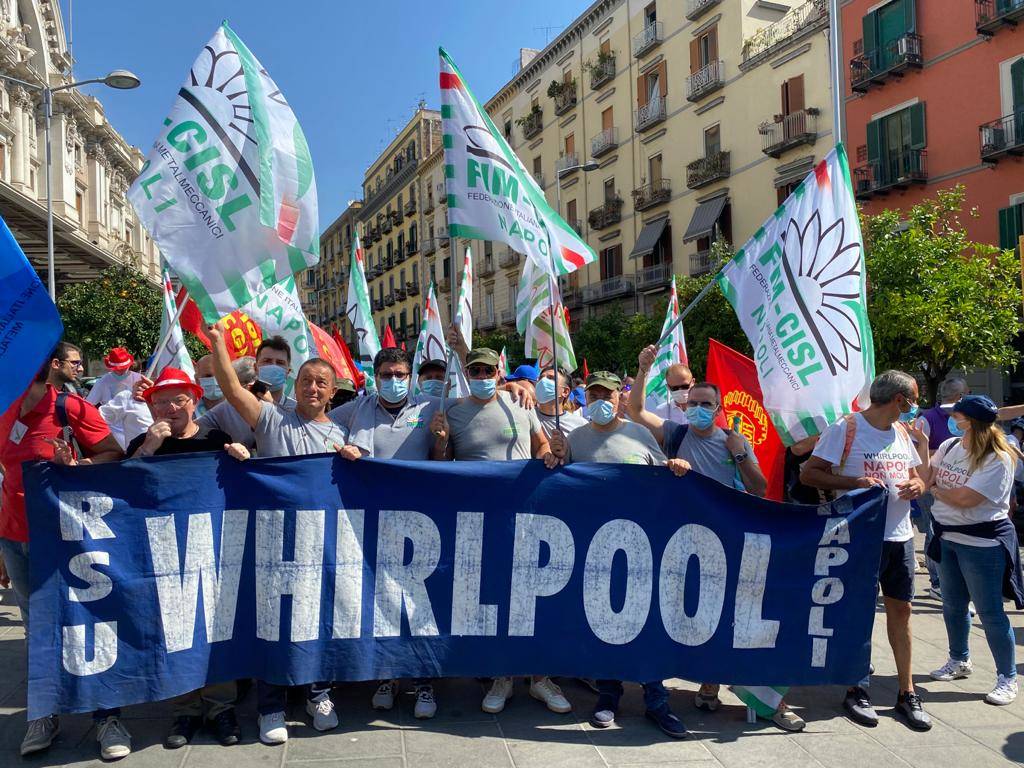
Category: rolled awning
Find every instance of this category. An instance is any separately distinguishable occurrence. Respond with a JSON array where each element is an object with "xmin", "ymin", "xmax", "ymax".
[
  {"xmin": 629, "ymin": 217, "xmax": 668, "ymax": 259},
  {"xmin": 682, "ymin": 196, "xmax": 727, "ymax": 243}
]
